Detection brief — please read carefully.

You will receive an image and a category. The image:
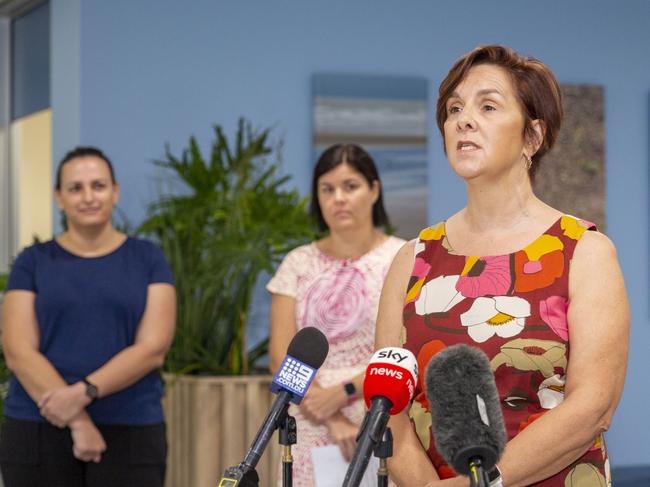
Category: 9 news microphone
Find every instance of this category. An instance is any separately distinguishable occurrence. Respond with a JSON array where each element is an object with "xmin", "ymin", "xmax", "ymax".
[
  {"xmin": 342, "ymin": 347, "xmax": 418, "ymax": 487},
  {"xmin": 218, "ymin": 327, "xmax": 329, "ymax": 487},
  {"xmin": 425, "ymin": 344, "xmax": 507, "ymax": 487}
]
